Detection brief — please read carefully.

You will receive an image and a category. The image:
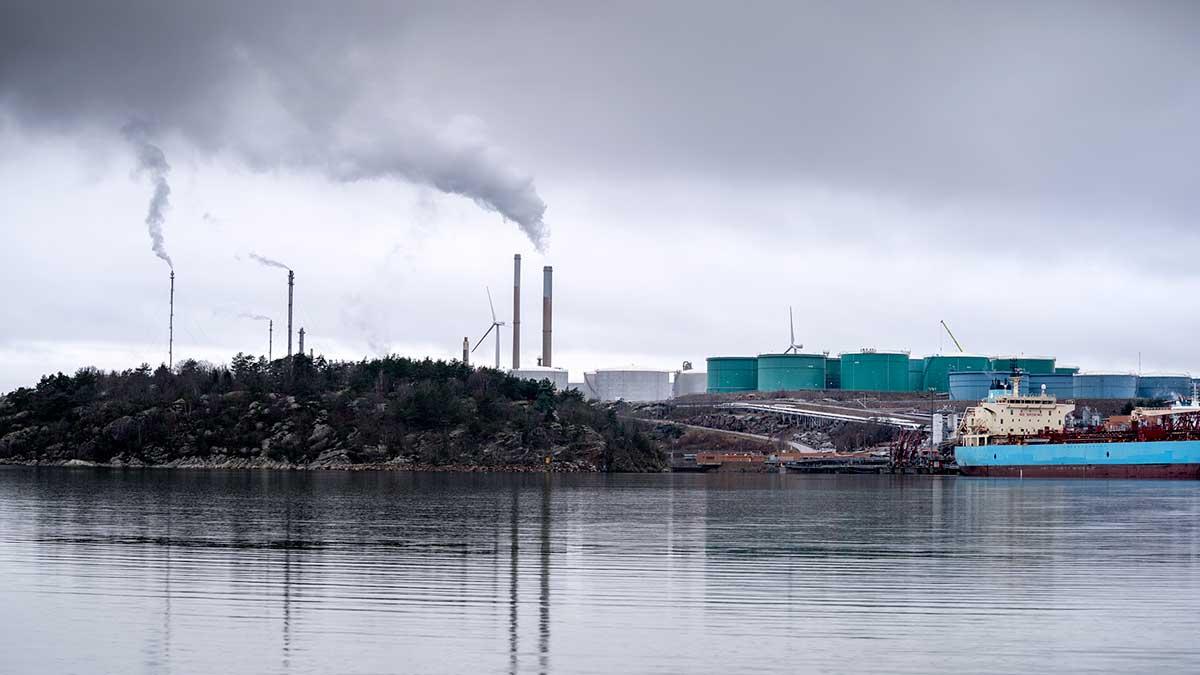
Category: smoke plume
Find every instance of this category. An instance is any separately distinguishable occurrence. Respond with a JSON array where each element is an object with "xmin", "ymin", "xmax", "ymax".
[
  {"xmin": 247, "ymin": 252, "xmax": 290, "ymax": 270},
  {"xmin": 0, "ymin": 4, "xmax": 551, "ymax": 250},
  {"xmin": 121, "ymin": 122, "xmax": 173, "ymax": 268},
  {"xmin": 238, "ymin": 312, "xmax": 271, "ymax": 321}
]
